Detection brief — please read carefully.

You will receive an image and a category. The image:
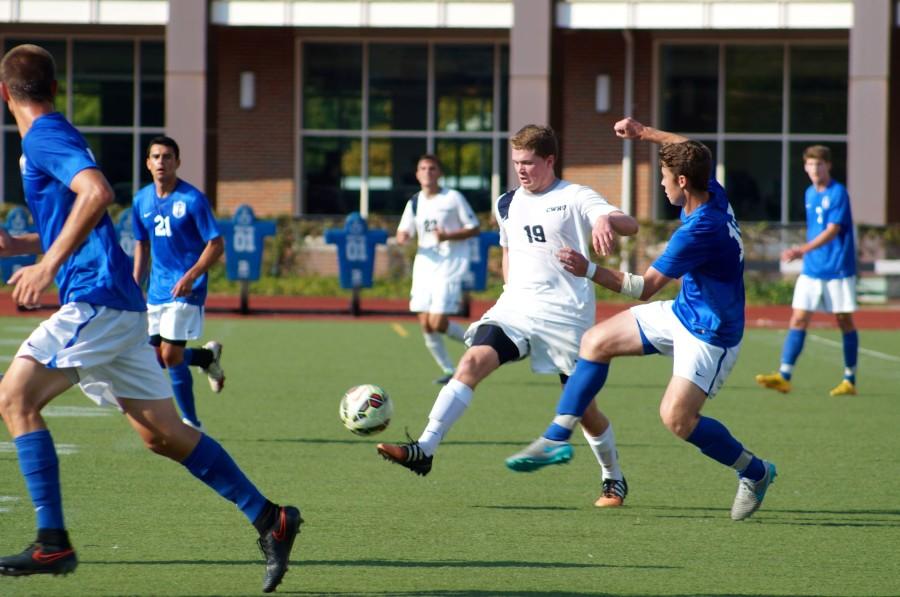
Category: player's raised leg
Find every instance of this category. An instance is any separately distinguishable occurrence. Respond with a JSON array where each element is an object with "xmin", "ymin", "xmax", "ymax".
[
  {"xmin": 378, "ymin": 324, "xmax": 513, "ymax": 475},
  {"xmin": 120, "ymin": 396, "xmax": 302, "ymax": 592},
  {"xmin": 0, "ymin": 357, "xmax": 79, "ymax": 576},
  {"xmin": 506, "ymin": 311, "xmax": 643, "ymax": 472}
]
